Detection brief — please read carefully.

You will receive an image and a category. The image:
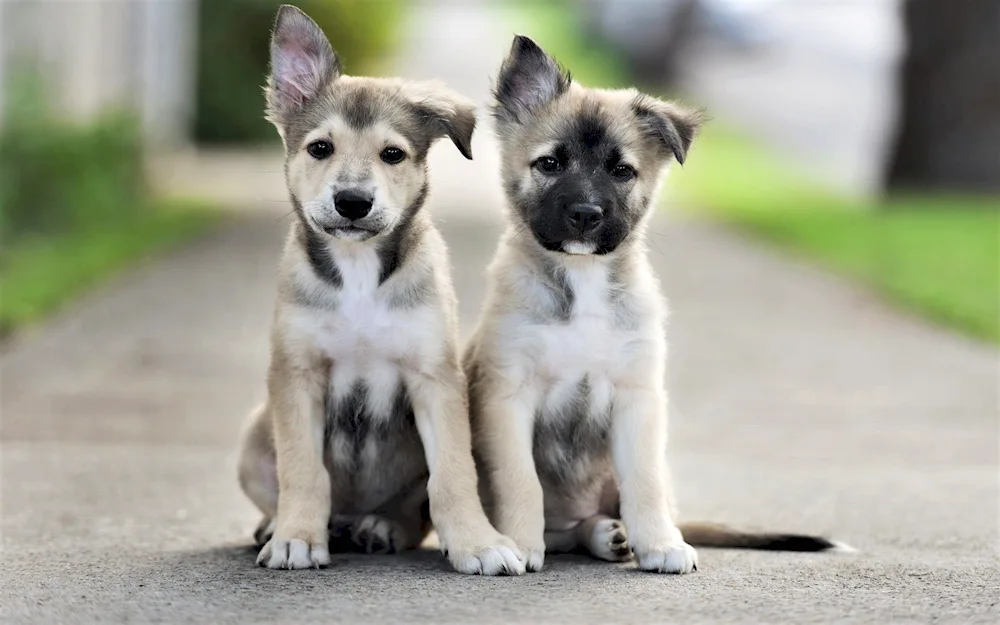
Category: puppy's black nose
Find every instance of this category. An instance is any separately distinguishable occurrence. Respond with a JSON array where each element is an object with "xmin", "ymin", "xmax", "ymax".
[
  {"xmin": 334, "ymin": 190, "xmax": 373, "ymax": 220},
  {"xmin": 566, "ymin": 203, "xmax": 602, "ymax": 234}
]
